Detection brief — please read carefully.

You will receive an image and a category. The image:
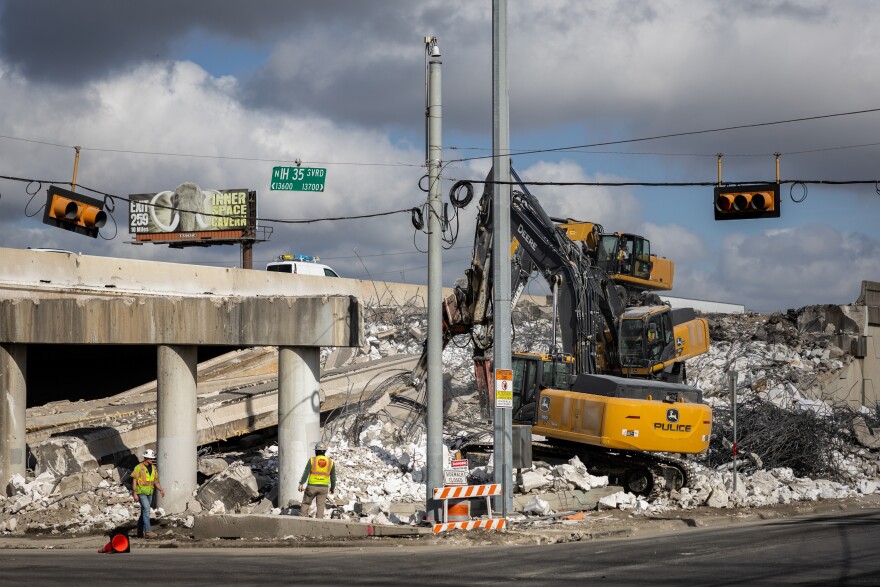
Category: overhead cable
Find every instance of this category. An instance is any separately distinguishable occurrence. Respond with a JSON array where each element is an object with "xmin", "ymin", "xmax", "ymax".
[{"xmin": 447, "ymin": 106, "xmax": 880, "ymax": 163}]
